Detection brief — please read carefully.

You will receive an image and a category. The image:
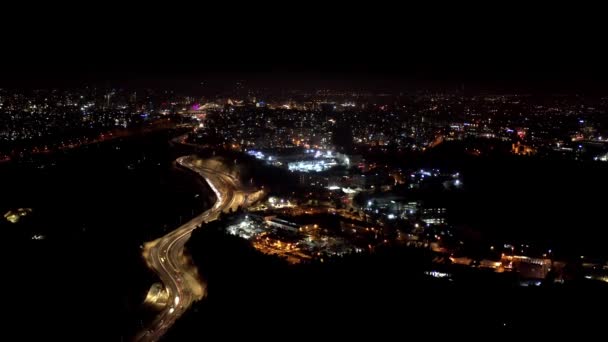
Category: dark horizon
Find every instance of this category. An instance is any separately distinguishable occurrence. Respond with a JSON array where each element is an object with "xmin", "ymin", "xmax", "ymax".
[{"xmin": 4, "ymin": 70, "xmax": 608, "ymax": 95}]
